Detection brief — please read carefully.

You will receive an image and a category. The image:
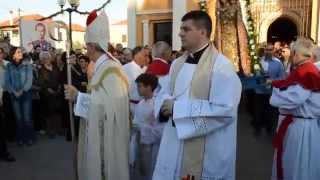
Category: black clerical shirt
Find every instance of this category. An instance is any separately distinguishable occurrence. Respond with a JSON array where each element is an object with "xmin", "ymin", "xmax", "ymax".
[{"xmin": 185, "ymin": 43, "xmax": 209, "ymax": 64}]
